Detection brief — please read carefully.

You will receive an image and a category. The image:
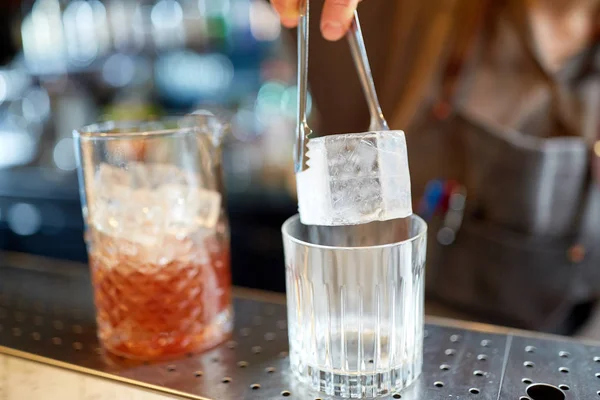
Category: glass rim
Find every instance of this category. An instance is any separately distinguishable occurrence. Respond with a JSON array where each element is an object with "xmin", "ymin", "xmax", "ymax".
[
  {"xmin": 73, "ymin": 115, "xmax": 221, "ymax": 140},
  {"xmin": 281, "ymin": 214, "xmax": 427, "ymax": 251}
]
